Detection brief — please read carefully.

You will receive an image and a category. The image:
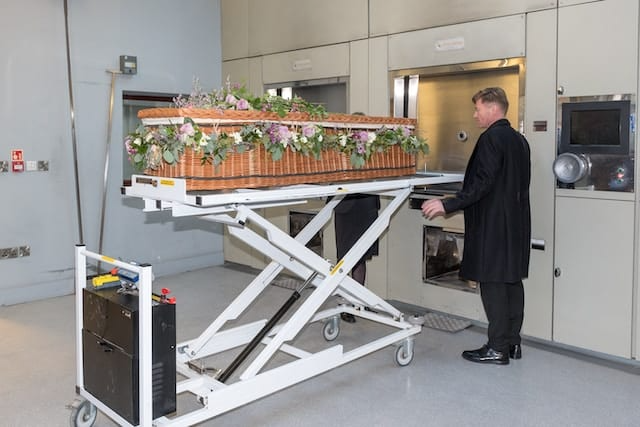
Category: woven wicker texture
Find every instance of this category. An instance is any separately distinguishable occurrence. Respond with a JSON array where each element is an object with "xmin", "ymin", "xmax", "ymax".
[
  {"xmin": 144, "ymin": 145, "xmax": 415, "ymax": 191},
  {"xmin": 140, "ymin": 109, "xmax": 417, "ymax": 191}
]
